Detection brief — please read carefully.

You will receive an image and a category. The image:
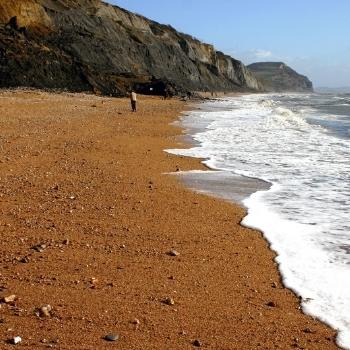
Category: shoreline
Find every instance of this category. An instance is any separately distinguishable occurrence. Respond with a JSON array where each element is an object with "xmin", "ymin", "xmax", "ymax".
[
  {"xmin": 173, "ymin": 170, "xmax": 270, "ymax": 206},
  {"xmin": 167, "ymin": 94, "xmax": 271, "ymax": 206},
  {"xmin": 0, "ymin": 90, "xmax": 340, "ymax": 349}
]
